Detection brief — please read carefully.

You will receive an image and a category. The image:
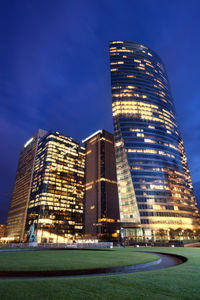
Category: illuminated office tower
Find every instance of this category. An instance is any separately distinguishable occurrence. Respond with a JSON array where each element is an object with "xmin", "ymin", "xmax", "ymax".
[
  {"xmin": 27, "ymin": 132, "xmax": 85, "ymax": 243},
  {"xmin": 83, "ymin": 130, "xmax": 119, "ymax": 238},
  {"xmin": 109, "ymin": 41, "xmax": 199, "ymax": 241},
  {"xmin": 5, "ymin": 129, "xmax": 47, "ymax": 241}
]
